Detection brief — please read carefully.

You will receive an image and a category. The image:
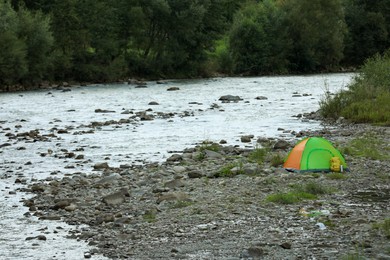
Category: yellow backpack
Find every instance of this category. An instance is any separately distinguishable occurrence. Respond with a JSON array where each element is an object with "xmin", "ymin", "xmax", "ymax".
[{"xmin": 330, "ymin": 157, "xmax": 341, "ymax": 172}]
